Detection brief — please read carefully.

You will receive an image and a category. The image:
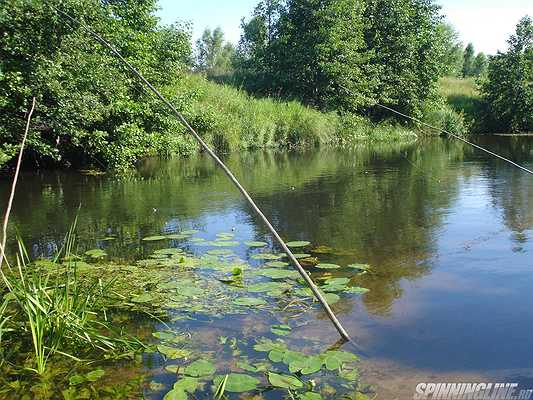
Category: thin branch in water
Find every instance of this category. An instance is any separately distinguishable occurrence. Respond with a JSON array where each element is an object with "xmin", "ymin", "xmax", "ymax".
[{"xmin": 0, "ymin": 97, "xmax": 37, "ymax": 280}]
